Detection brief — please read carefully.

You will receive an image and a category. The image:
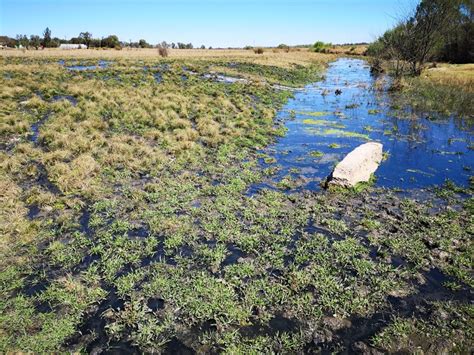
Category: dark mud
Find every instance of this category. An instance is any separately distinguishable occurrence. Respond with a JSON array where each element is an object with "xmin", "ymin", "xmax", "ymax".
[{"xmin": 308, "ymin": 267, "xmax": 473, "ymax": 353}]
